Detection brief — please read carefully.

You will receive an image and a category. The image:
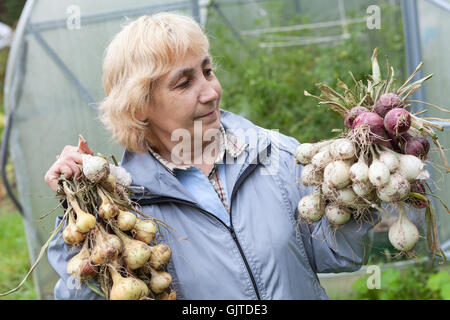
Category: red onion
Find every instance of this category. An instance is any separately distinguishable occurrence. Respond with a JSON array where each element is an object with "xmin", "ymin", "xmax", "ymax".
[
  {"xmin": 384, "ymin": 108, "xmax": 411, "ymax": 135},
  {"xmin": 352, "ymin": 112, "xmax": 391, "ymax": 146},
  {"xmin": 387, "ymin": 131, "xmax": 403, "ymax": 152},
  {"xmin": 408, "ymin": 181, "xmax": 427, "ymax": 209},
  {"xmin": 416, "ymin": 137, "xmax": 430, "ymax": 155},
  {"xmin": 404, "ymin": 136, "xmax": 427, "ymax": 159},
  {"xmin": 374, "ymin": 93, "xmax": 404, "ymax": 118},
  {"xmin": 344, "ymin": 106, "xmax": 370, "ymax": 128}
]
